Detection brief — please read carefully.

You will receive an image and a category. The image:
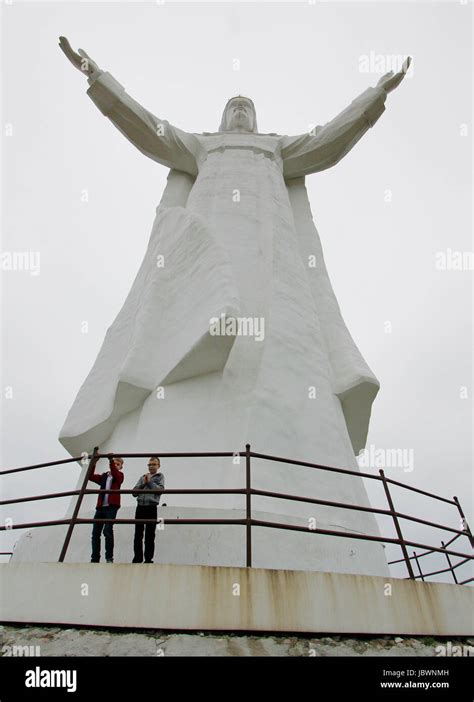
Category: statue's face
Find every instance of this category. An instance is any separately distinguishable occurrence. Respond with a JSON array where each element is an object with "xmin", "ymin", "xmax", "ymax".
[{"xmin": 225, "ymin": 98, "xmax": 255, "ymax": 132}]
